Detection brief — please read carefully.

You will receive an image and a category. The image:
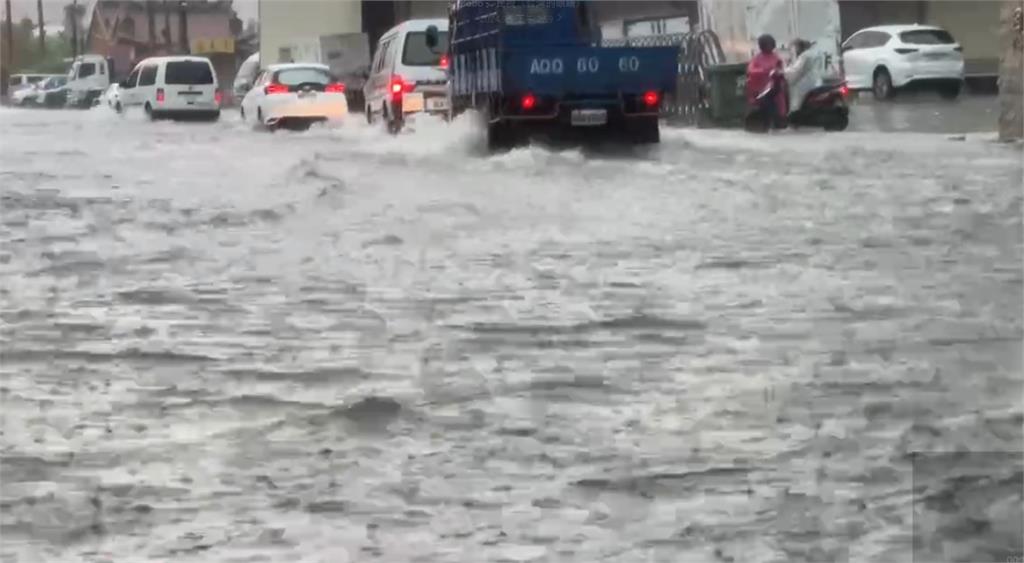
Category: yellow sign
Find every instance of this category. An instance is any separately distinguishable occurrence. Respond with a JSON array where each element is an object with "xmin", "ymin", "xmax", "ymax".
[{"xmin": 191, "ymin": 37, "xmax": 235, "ymax": 55}]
